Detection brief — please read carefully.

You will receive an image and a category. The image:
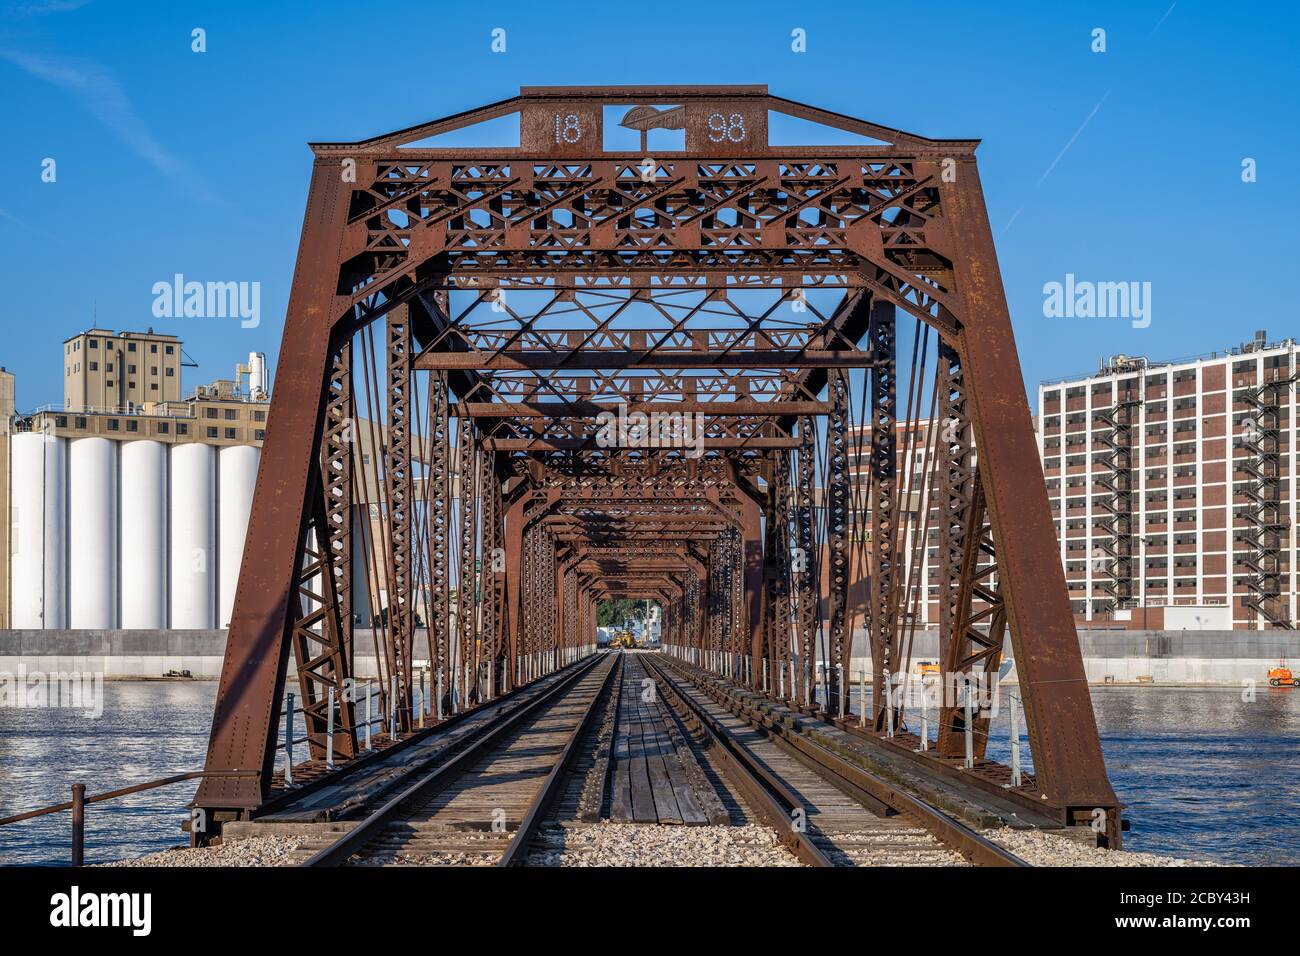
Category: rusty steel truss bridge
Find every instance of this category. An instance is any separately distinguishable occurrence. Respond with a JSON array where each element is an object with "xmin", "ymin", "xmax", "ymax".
[{"xmin": 193, "ymin": 85, "xmax": 1122, "ymax": 846}]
